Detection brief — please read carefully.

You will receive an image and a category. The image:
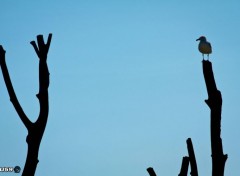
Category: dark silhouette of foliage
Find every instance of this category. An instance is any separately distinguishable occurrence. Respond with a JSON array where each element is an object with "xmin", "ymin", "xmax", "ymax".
[{"xmin": 0, "ymin": 33, "xmax": 52, "ymax": 176}]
